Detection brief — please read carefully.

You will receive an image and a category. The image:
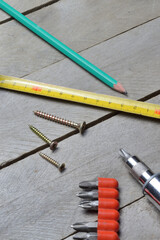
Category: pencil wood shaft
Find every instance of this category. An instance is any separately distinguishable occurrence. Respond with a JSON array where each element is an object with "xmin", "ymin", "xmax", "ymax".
[{"xmin": 0, "ymin": 0, "xmax": 126, "ymax": 94}]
